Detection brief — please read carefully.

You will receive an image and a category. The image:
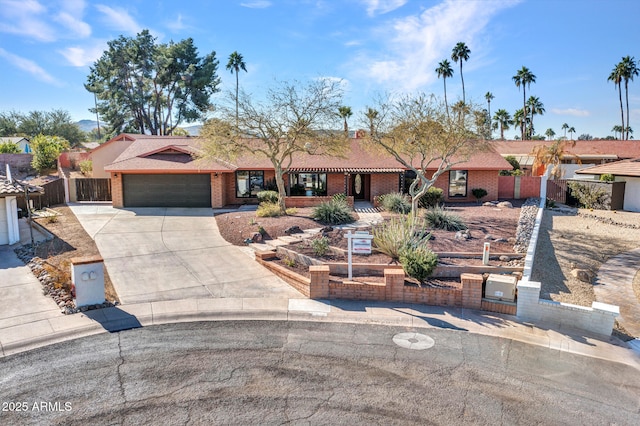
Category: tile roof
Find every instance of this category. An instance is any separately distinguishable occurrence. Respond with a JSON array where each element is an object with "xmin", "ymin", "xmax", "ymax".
[
  {"xmin": 575, "ymin": 158, "xmax": 640, "ymax": 177},
  {"xmin": 104, "ymin": 134, "xmax": 511, "ymax": 173},
  {"xmin": 0, "ymin": 175, "xmax": 43, "ymax": 197},
  {"xmin": 491, "ymin": 140, "xmax": 640, "ymax": 159}
]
